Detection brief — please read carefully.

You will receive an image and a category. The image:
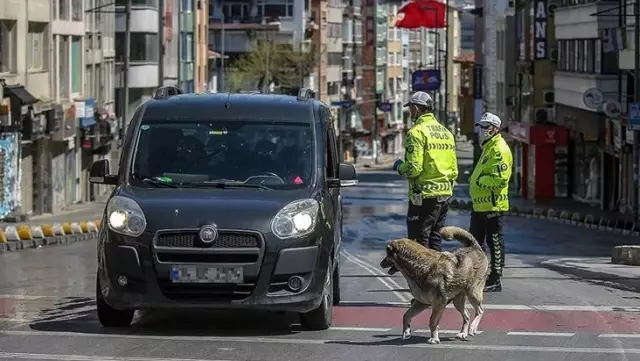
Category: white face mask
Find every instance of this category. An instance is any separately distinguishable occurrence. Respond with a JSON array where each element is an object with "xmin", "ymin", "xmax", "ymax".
[{"xmin": 478, "ymin": 127, "xmax": 495, "ymax": 143}]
